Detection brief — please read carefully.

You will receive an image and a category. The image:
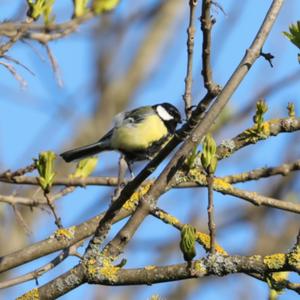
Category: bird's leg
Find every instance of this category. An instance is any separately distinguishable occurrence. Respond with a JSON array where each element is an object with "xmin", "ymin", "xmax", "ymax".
[
  {"xmin": 118, "ymin": 155, "xmax": 128, "ymax": 186},
  {"xmin": 125, "ymin": 158, "xmax": 135, "ymax": 179},
  {"xmin": 112, "ymin": 155, "xmax": 127, "ymax": 201}
]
